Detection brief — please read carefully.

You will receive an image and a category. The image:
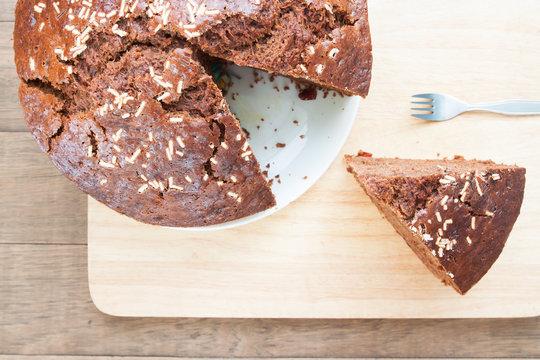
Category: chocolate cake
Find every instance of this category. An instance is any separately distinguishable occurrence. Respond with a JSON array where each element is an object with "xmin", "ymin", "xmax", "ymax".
[
  {"xmin": 14, "ymin": 0, "xmax": 372, "ymax": 226},
  {"xmin": 345, "ymin": 154, "xmax": 526, "ymax": 294}
]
